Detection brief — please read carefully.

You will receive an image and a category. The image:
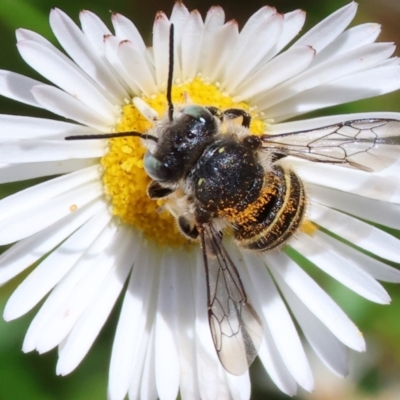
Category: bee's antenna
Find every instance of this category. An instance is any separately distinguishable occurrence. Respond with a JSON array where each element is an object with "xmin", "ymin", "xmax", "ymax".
[
  {"xmin": 167, "ymin": 24, "xmax": 174, "ymax": 122},
  {"xmin": 65, "ymin": 132, "xmax": 158, "ymax": 142}
]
